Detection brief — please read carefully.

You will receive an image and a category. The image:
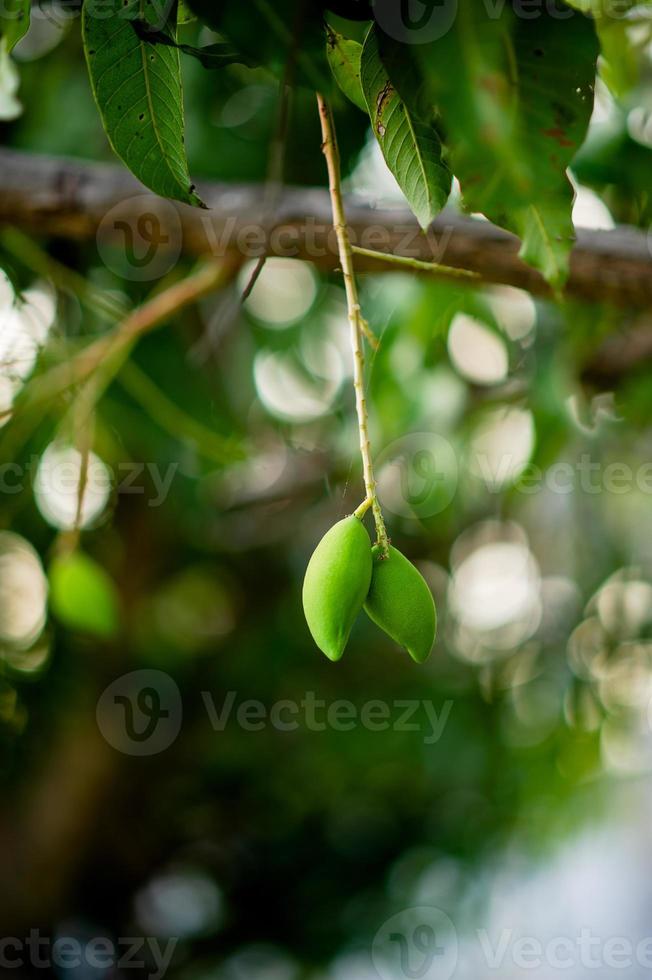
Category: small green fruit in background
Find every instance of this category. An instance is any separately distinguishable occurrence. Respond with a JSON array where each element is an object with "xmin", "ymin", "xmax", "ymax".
[
  {"xmin": 364, "ymin": 545, "xmax": 436, "ymax": 663},
  {"xmin": 302, "ymin": 515, "xmax": 372, "ymax": 661},
  {"xmin": 49, "ymin": 550, "xmax": 120, "ymax": 639}
]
